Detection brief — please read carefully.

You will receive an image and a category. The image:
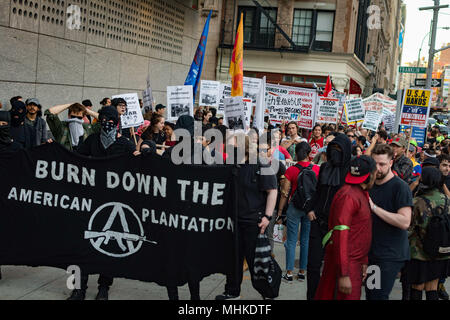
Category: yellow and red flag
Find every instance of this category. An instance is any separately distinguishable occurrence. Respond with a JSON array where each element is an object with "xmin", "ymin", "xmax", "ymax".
[{"xmin": 229, "ymin": 13, "xmax": 244, "ymax": 97}]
